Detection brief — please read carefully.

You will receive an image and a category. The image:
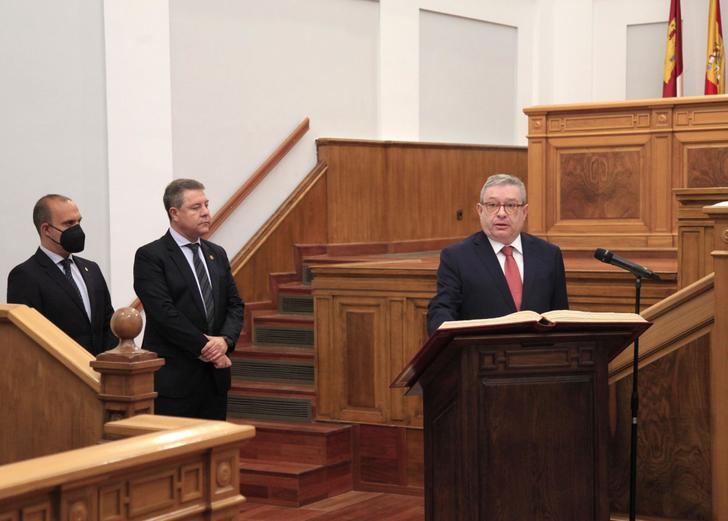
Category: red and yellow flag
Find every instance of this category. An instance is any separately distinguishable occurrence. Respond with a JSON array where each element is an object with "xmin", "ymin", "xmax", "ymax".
[
  {"xmin": 705, "ymin": 0, "xmax": 725, "ymax": 94},
  {"xmin": 663, "ymin": 0, "xmax": 683, "ymax": 97}
]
